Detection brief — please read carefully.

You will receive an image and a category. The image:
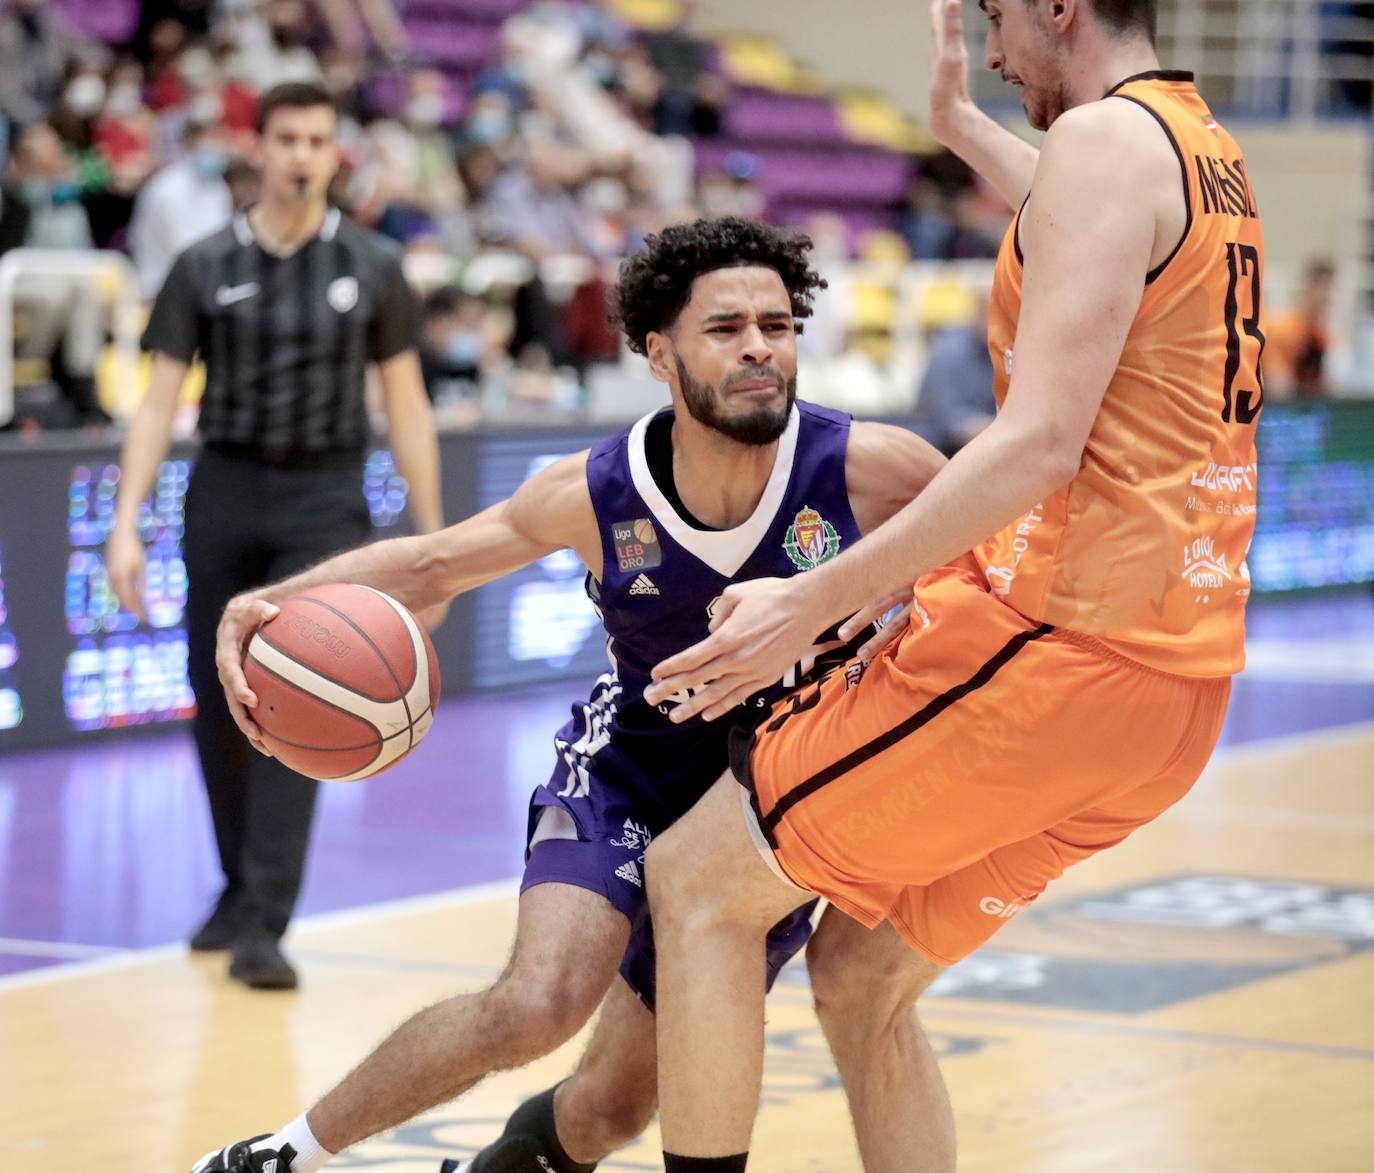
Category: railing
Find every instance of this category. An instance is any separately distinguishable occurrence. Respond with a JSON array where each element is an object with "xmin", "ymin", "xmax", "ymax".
[
  {"xmin": 0, "ymin": 250, "xmax": 143, "ymax": 427},
  {"xmin": 966, "ymin": 0, "xmax": 1374, "ymax": 120}
]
